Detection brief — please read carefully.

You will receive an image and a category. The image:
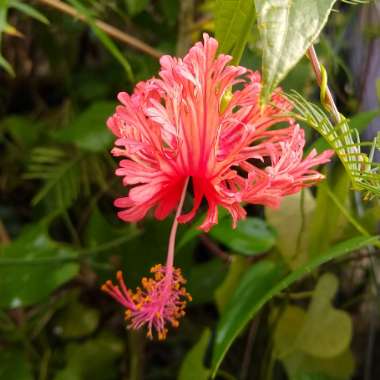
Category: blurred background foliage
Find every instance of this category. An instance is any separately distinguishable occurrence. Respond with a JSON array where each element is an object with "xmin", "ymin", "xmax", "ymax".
[{"xmin": 0, "ymin": 1, "xmax": 379, "ymax": 380}]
